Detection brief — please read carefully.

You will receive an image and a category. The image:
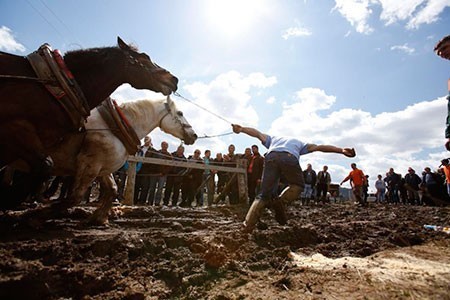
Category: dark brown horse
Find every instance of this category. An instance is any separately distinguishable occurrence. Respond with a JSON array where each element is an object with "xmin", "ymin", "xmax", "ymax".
[{"xmin": 0, "ymin": 37, "xmax": 178, "ymax": 178}]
